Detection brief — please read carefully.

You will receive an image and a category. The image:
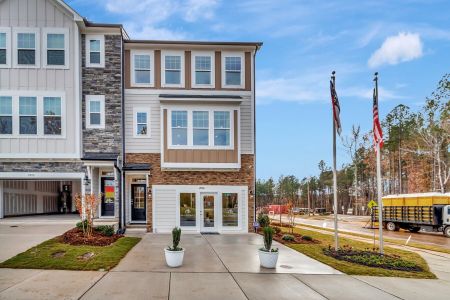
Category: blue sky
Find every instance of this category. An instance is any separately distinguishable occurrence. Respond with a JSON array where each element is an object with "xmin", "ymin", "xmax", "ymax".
[{"xmin": 68, "ymin": 0, "xmax": 450, "ymax": 180}]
